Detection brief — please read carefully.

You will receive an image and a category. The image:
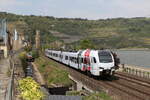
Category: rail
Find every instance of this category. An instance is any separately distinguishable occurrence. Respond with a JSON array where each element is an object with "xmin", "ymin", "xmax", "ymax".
[
  {"xmin": 120, "ymin": 64, "xmax": 150, "ymax": 79},
  {"xmin": 5, "ymin": 56, "xmax": 15, "ymax": 100}
]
